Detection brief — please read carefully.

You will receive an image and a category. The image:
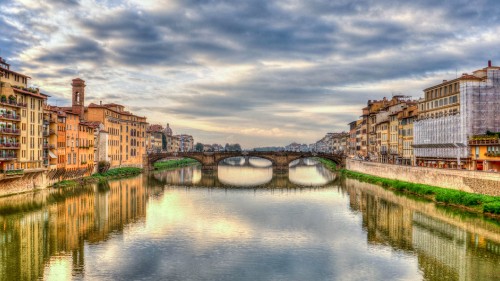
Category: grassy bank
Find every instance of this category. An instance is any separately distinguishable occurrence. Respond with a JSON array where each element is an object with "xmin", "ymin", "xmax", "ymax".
[
  {"xmin": 154, "ymin": 158, "xmax": 199, "ymax": 170},
  {"xmin": 52, "ymin": 167, "xmax": 142, "ymax": 188},
  {"xmin": 315, "ymin": 158, "xmax": 338, "ymax": 171},
  {"xmin": 341, "ymin": 170, "xmax": 500, "ymax": 216}
]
